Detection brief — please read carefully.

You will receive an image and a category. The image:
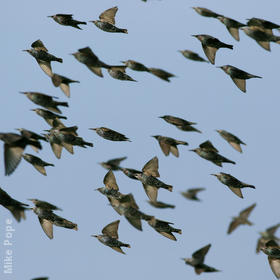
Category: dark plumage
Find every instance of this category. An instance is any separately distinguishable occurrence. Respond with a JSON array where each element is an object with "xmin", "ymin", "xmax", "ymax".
[
  {"xmin": 90, "ymin": 127, "xmax": 131, "ymax": 142},
  {"xmin": 51, "ymin": 73, "xmax": 80, "ymax": 97},
  {"xmin": 48, "ymin": 14, "xmax": 86, "ymax": 29},
  {"xmin": 216, "ymin": 129, "xmax": 246, "ymax": 153}
]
